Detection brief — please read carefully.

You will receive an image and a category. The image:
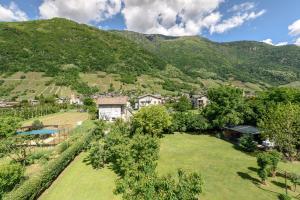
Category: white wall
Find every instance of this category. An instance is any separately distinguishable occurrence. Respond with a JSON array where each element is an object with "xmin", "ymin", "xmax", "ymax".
[
  {"xmin": 98, "ymin": 105, "xmax": 122, "ymax": 121},
  {"xmin": 138, "ymin": 96, "xmax": 162, "ymax": 109}
]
